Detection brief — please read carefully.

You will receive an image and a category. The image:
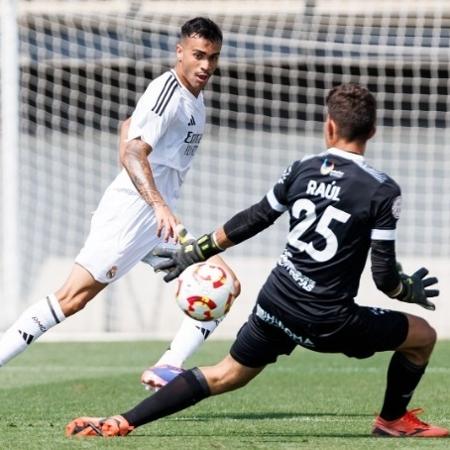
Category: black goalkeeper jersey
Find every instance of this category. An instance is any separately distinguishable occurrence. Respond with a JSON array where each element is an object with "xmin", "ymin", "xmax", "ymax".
[{"xmin": 262, "ymin": 147, "xmax": 401, "ymax": 322}]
